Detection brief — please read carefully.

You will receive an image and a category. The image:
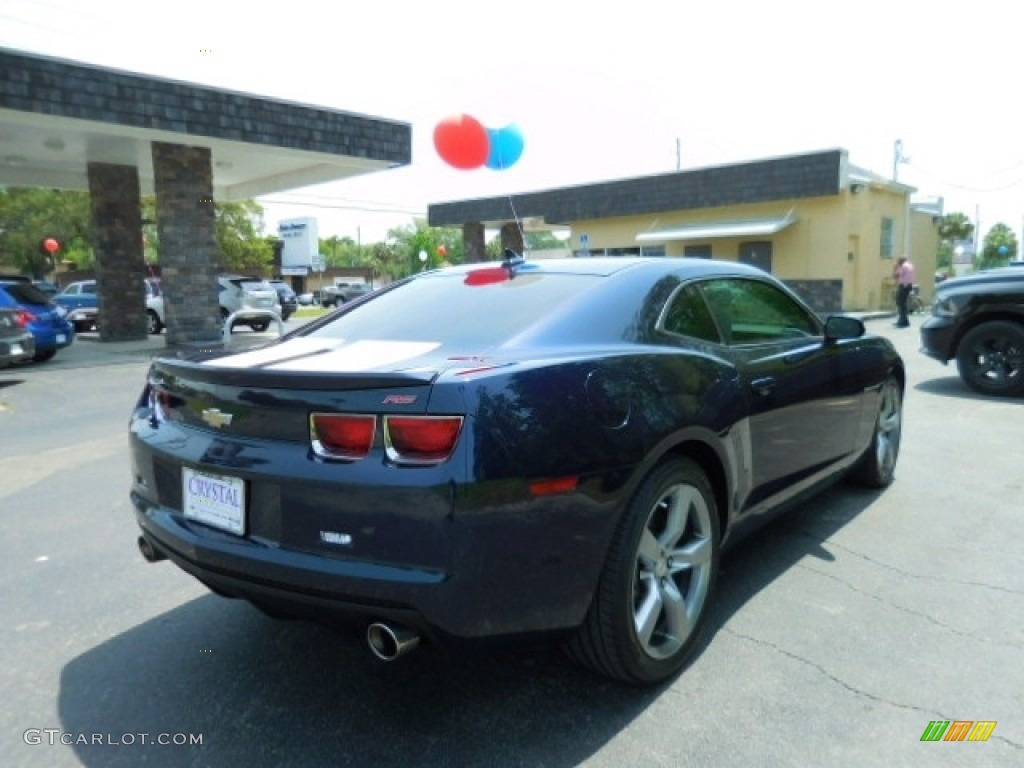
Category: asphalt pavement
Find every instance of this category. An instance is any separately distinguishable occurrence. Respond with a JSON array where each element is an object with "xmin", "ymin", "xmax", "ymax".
[{"xmin": 1, "ymin": 312, "xmax": 1021, "ymax": 768}]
